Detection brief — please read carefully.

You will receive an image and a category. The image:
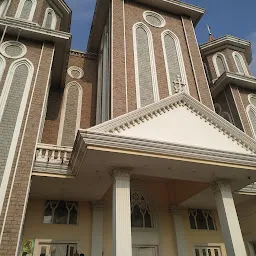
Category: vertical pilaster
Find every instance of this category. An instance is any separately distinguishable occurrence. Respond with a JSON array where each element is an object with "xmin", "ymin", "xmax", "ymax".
[
  {"xmin": 91, "ymin": 201, "xmax": 104, "ymax": 256},
  {"xmin": 212, "ymin": 180, "xmax": 247, "ymax": 256},
  {"xmin": 112, "ymin": 169, "xmax": 132, "ymax": 256},
  {"xmin": 169, "ymin": 205, "xmax": 187, "ymax": 256}
]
